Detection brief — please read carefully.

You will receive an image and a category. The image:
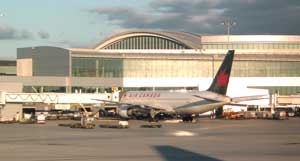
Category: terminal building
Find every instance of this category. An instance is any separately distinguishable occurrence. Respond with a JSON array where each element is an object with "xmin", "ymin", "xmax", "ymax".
[
  {"xmin": 0, "ymin": 60, "xmax": 16, "ymax": 76},
  {"xmin": 1, "ymin": 30, "xmax": 300, "ymax": 106}
]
